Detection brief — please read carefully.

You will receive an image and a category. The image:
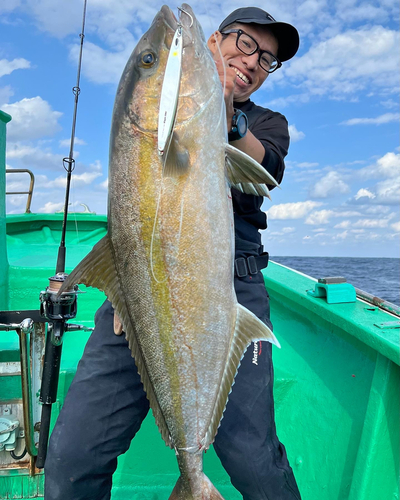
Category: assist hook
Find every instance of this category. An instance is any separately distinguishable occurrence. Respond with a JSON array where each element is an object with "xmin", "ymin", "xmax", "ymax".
[{"xmin": 177, "ymin": 6, "xmax": 194, "ymax": 28}]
